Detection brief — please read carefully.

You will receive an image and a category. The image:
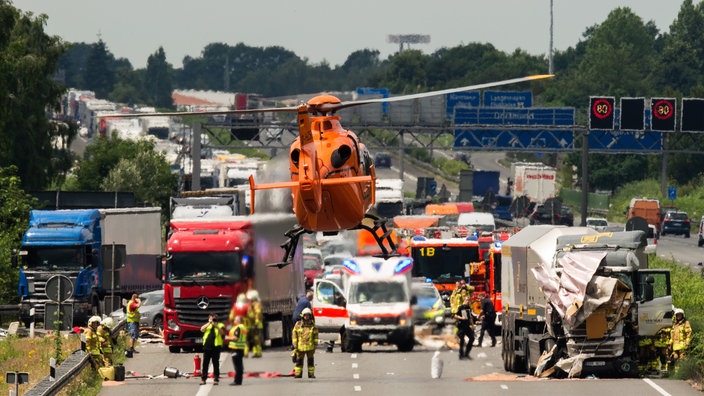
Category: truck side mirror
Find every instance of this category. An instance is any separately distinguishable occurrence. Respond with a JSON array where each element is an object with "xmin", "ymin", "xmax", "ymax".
[
  {"xmin": 11, "ymin": 249, "xmax": 18, "ymax": 268},
  {"xmin": 156, "ymin": 255, "xmax": 165, "ymax": 282},
  {"xmin": 643, "ymin": 275, "xmax": 654, "ymax": 301}
]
